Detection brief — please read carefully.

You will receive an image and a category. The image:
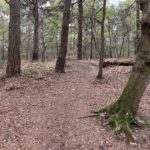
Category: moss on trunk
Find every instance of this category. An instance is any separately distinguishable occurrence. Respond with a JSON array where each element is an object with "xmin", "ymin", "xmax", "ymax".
[
  {"xmin": 93, "ymin": 65, "xmax": 150, "ymax": 140},
  {"xmin": 93, "ymin": 1, "xmax": 150, "ymax": 140},
  {"xmin": 94, "ymin": 68, "xmax": 150, "ymax": 140}
]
